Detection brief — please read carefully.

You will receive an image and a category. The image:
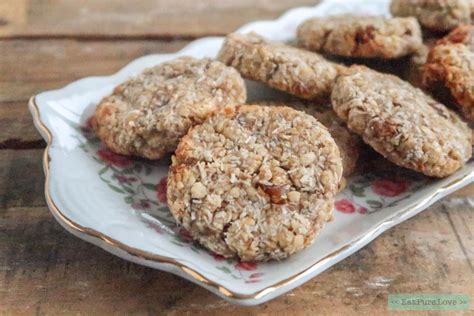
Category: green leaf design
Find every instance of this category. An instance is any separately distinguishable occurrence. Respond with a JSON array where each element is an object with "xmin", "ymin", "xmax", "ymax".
[
  {"xmin": 142, "ymin": 183, "xmax": 157, "ymax": 191},
  {"xmin": 98, "ymin": 166, "xmax": 108, "ymax": 175},
  {"xmin": 216, "ymin": 266, "xmax": 231, "ymax": 274},
  {"xmin": 144, "ymin": 165, "xmax": 153, "ymax": 175},
  {"xmin": 158, "ymin": 206, "xmax": 170, "ymax": 213},
  {"xmin": 124, "ymin": 196, "xmax": 133, "ymax": 204},
  {"xmin": 171, "ymin": 240, "xmax": 184, "ymax": 247},
  {"xmin": 120, "ymin": 185, "xmax": 135, "ymax": 194},
  {"xmin": 349, "ymin": 184, "xmax": 366, "ymax": 197},
  {"xmin": 134, "ymin": 164, "xmax": 143, "ymax": 173},
  {"xmin": 366, "ymin": 200, "xmax": 383, "ymax": 209},
  {"xmin": 108, "ymin": 183, "xmax": 125, "ymax": 194},
  {"xmin": 121, "ymin": 168, "xmax": 134, "ymax": 175}
]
